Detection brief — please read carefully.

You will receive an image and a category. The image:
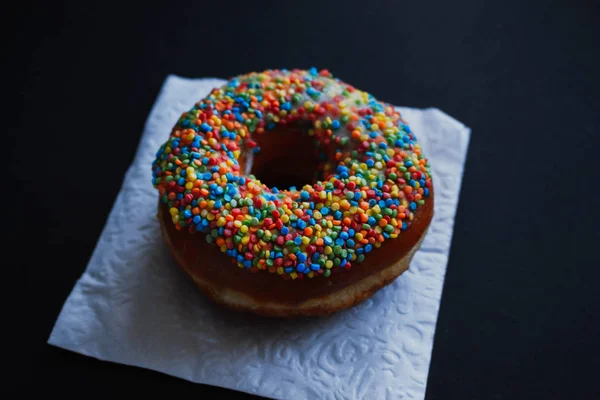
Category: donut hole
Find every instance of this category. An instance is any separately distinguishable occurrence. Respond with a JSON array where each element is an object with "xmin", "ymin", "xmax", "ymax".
[{"xmin": 249, "ymin": 123, "xmax": 325, "ymax": 191}]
